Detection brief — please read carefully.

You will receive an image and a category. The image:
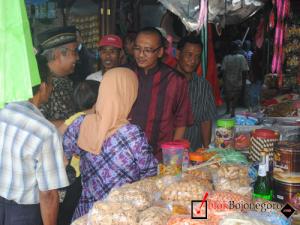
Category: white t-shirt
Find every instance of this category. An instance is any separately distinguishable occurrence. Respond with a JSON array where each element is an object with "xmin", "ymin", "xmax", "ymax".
[{"xmin": 86, "ymin": 70, "xmax": 103, "ymax": 82}]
